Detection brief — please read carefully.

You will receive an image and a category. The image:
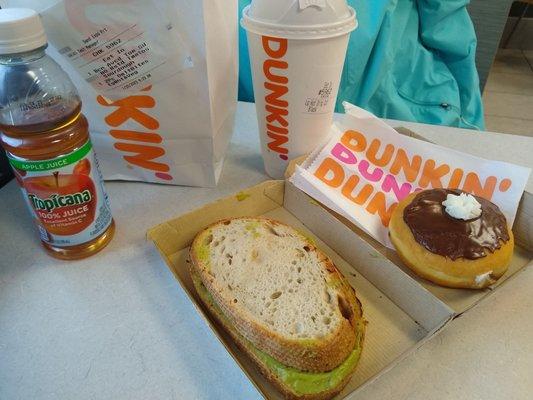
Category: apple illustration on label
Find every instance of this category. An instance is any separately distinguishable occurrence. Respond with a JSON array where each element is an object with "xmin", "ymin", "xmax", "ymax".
[
  {"xmin": 73, "ymin": 159, "xmax": 91, "ymax": 175},
  {"xmin": 24, "ymin": 171, "xmax": 97, "ymax": 236}
]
